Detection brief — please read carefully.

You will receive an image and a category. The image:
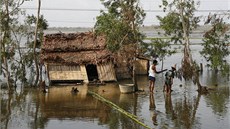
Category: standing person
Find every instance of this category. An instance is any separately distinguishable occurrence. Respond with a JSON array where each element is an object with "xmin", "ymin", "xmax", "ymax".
[
  {"xmin": 148, "ymin": 60, "xmax": 167, "ymax": 93},
  {"xmin": 164, "ymin": 65, "xmax": 176, "ymax": 94}
]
